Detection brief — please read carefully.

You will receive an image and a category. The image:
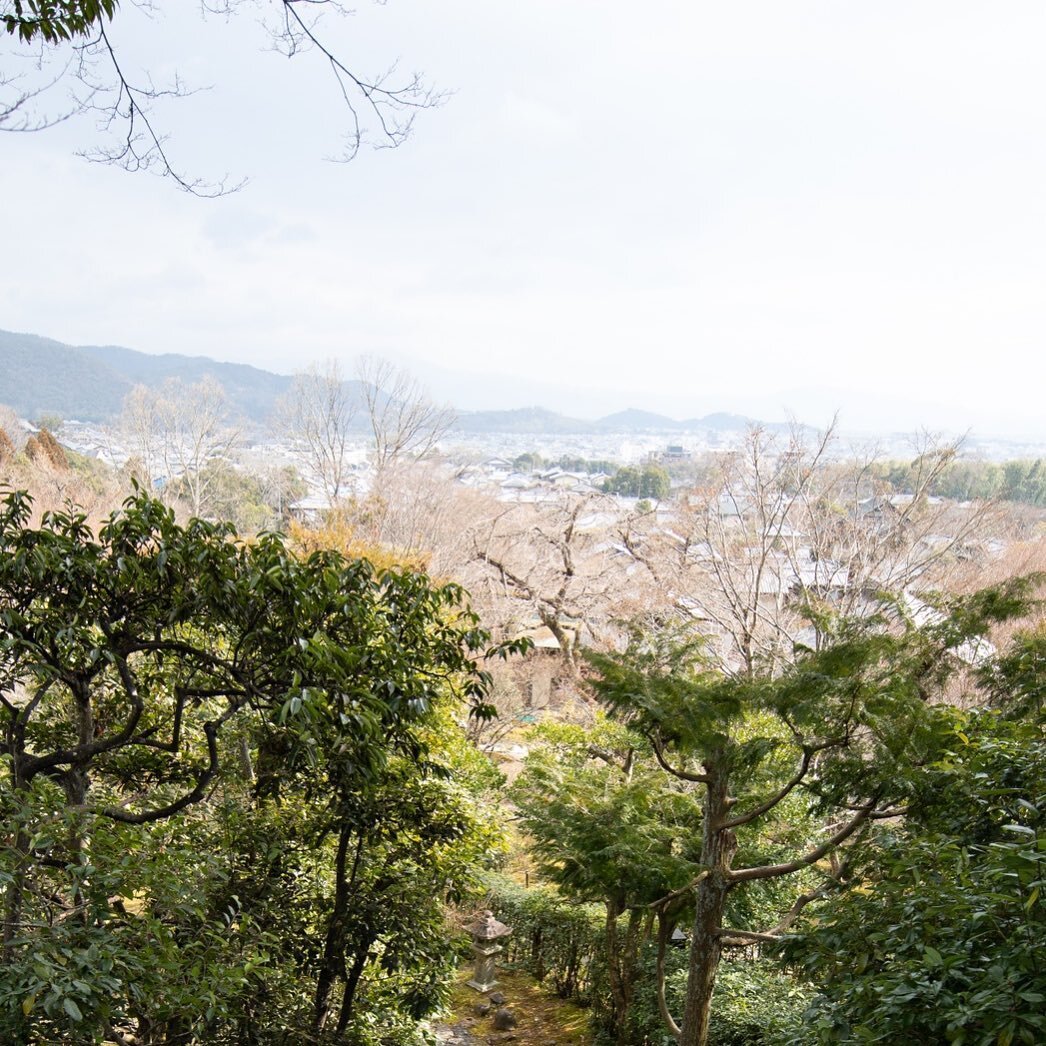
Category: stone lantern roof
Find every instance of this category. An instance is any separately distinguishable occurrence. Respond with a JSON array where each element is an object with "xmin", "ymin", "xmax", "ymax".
[{"xmin": 466, "ymin": 910, "xmax": 511, "ymax": 941}]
